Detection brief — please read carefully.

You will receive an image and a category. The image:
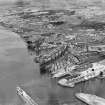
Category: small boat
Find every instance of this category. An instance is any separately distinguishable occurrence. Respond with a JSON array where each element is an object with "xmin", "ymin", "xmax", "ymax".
[
  {"xmin": 16, "ymin": 86, "xmax": 38, "ymax": 105},
  {"xmin": 76, "ymin": 93, "xmax": 105, "ymax": 105},
  {"xmin": 58, "ymin": 63, "xmax": 105, "ymax": 87}
]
